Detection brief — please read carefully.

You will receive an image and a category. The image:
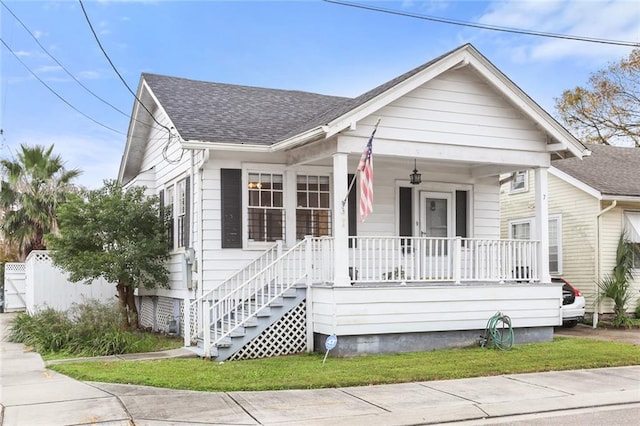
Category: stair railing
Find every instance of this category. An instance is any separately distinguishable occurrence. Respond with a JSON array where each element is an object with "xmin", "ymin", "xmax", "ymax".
[
  {"xmin": 184, "ymin": 241, "xmax": 281, "ymax": 347},
  {"xmin": 201, "ymin": 237, "xmax": 310, "ymax": 358}
]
